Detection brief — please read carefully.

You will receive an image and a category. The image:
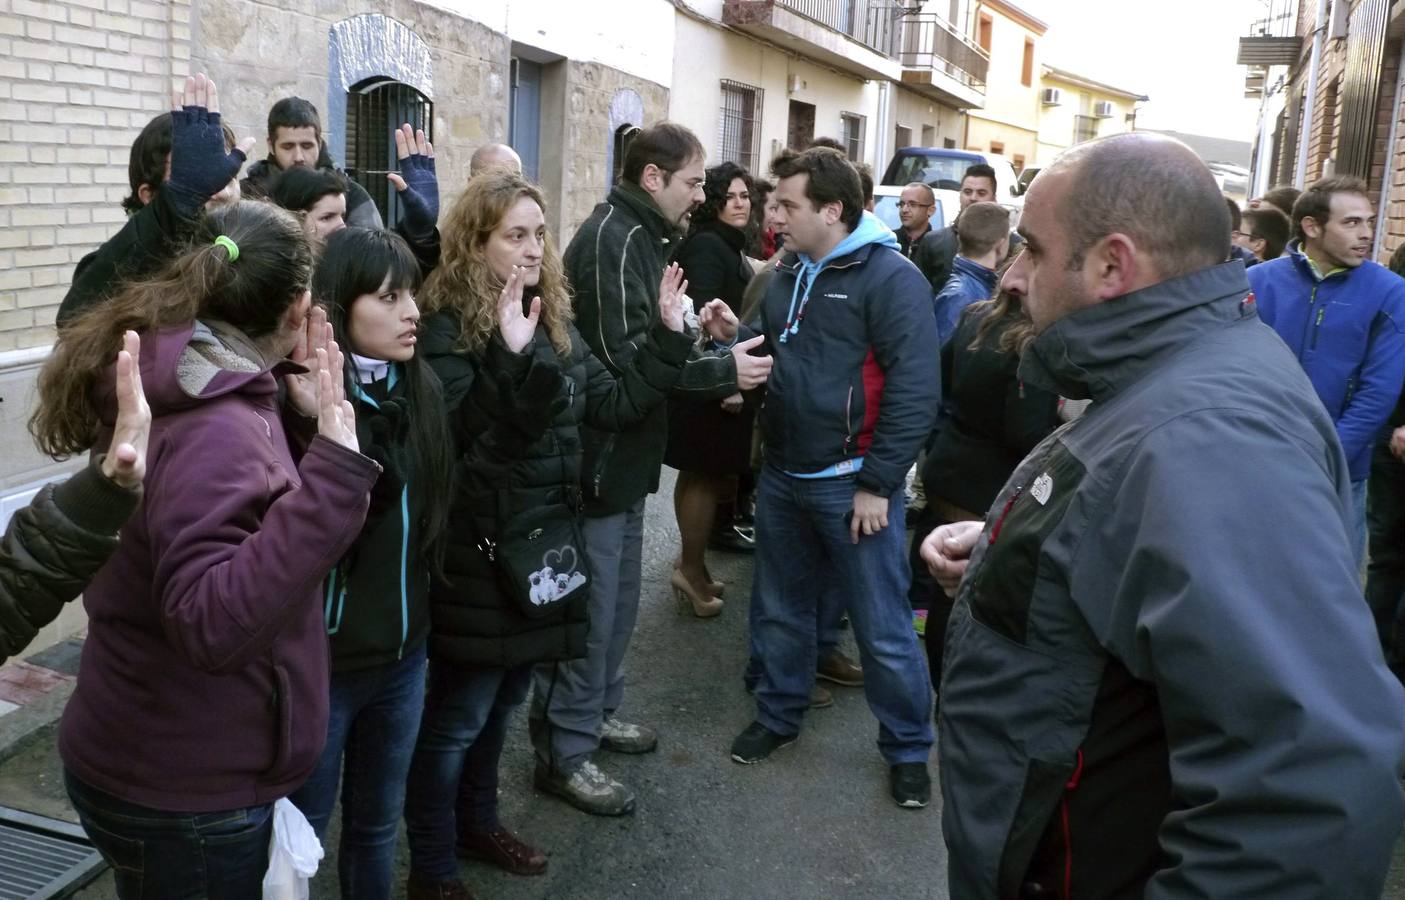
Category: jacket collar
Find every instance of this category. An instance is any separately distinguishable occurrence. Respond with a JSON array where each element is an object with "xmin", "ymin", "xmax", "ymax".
[
  {"xmin": 952, "ymin": 255, "xmax": 998, "ymax": 290},
  {"xmin": 609, "ymin": 181, "xmax": 679, "ymax": 244},
  {"xmin": 1017, "ymin": 261, "xmax": 1253, "ymax": 403},
  {"xmin": 1286, "ymin": 239, "xmax": 1352, "ymax": 283}
]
